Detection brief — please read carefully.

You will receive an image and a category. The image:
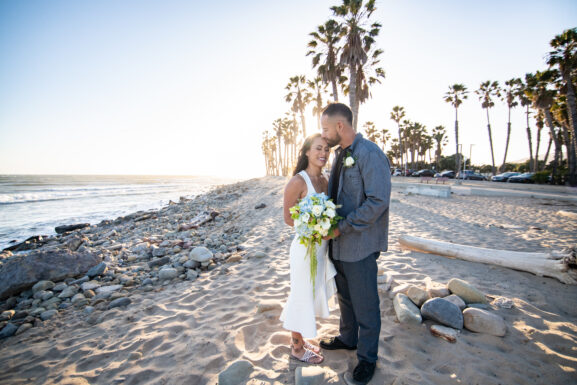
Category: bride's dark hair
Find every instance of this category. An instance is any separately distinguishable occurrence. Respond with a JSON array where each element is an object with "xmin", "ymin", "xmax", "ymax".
[{"xmin": 293, "ymin": 133, "xmax": 322, "ymax": 176}]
